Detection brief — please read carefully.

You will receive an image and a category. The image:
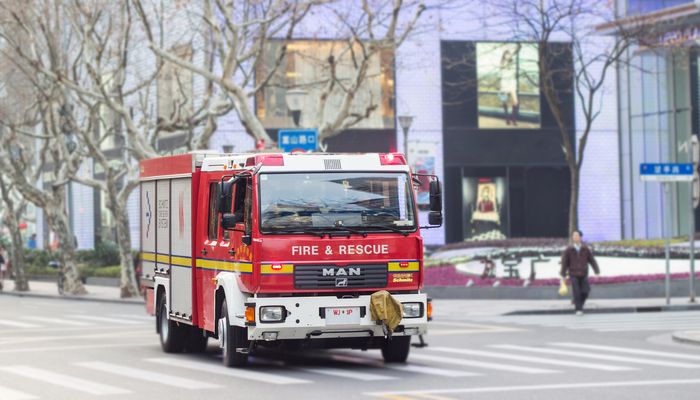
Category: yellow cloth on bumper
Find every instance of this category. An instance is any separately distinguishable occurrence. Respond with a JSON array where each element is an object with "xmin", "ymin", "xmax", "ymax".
[{"xmin": 370, "ymin": 290, "xmax": 404, "ymax": 332}]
